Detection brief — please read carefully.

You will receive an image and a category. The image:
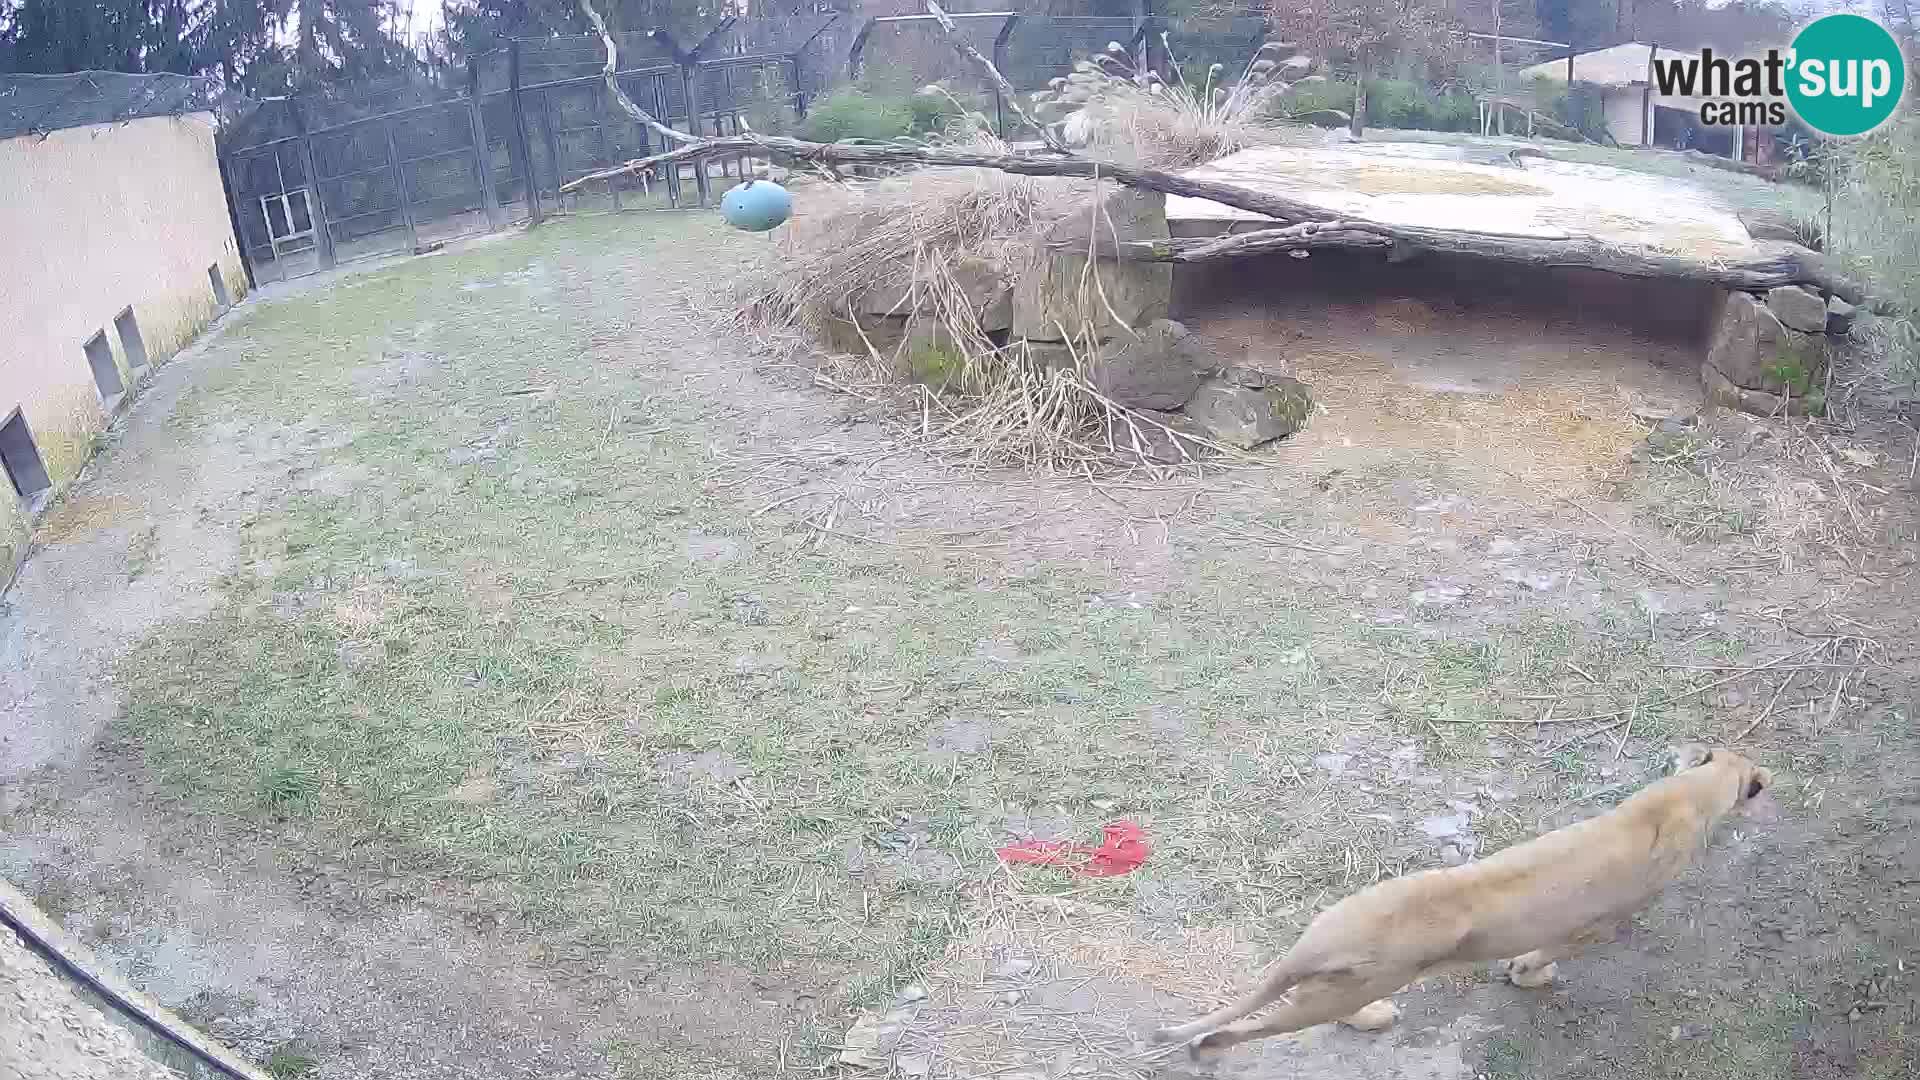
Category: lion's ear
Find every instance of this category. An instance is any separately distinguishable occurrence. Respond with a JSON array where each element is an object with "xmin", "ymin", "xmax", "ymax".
[
  {"xmin": 1744, "ymin": 767, "xmax": 1774, "ymax": 800},
  {"xmin": 1667, "ymin": 744, "xmax": 1713, "ymax": 773}
]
